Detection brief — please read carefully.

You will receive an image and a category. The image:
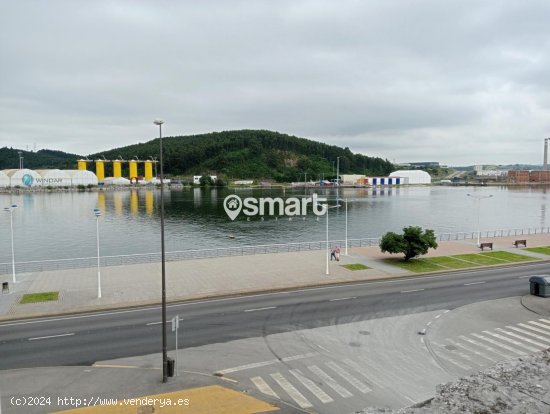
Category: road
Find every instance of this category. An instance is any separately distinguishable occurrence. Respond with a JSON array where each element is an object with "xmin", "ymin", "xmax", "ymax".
[{"xmin": 0, "ymin": 262, "xmax": 545, "ymax": 371}]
